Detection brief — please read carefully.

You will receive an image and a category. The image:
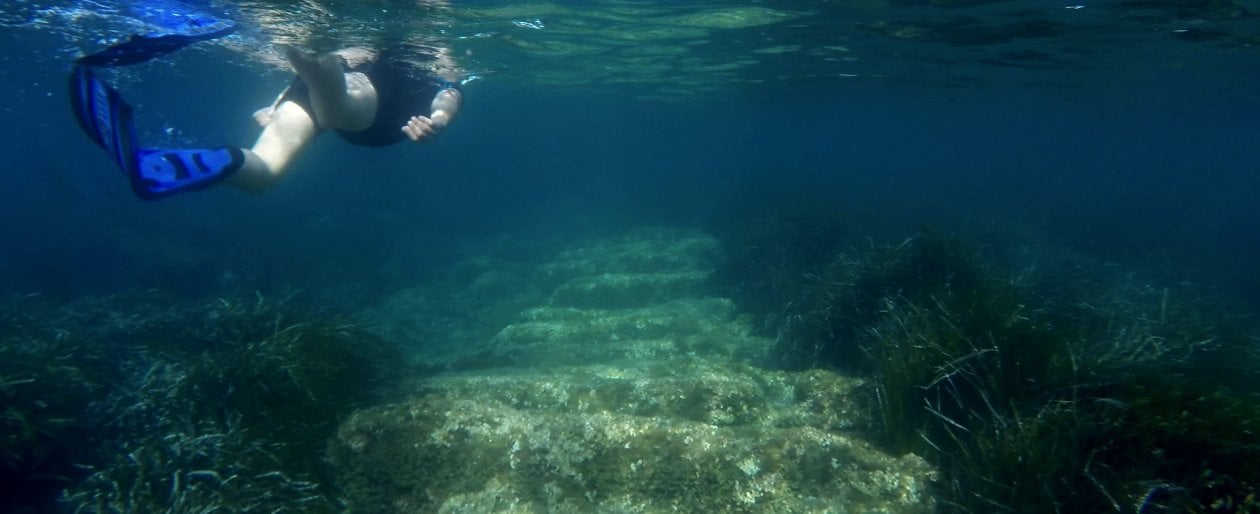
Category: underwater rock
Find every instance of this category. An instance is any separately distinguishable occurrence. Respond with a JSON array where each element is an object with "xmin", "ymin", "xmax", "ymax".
[
  {"xmin": 331, "ymin": 228, "xmax": 937, "ymax": 513},
  {"xmin": 549, "ymin": 271, "xmax": 713, "ymax": 309},
  {"xmin": 444, "ymin": 229, "xmax": 758, "ymax": 369},
  {"xmin": 537, "ymin": 227, "xmax": 723, "ymax": 280},
  {"xmin": 404, "ymin": 359, "xmax": 872, "ymax": 432},
  {"xmin": 329, "ymin": 386, "xmax": 934, "ymax": 514},
  {"xmin": 482, "ymin": 298, "xmax": 763, "ymax": 367},
  {"xmin": 363, "ymin": 227, "xmax": 725, "ymax": 362}
]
